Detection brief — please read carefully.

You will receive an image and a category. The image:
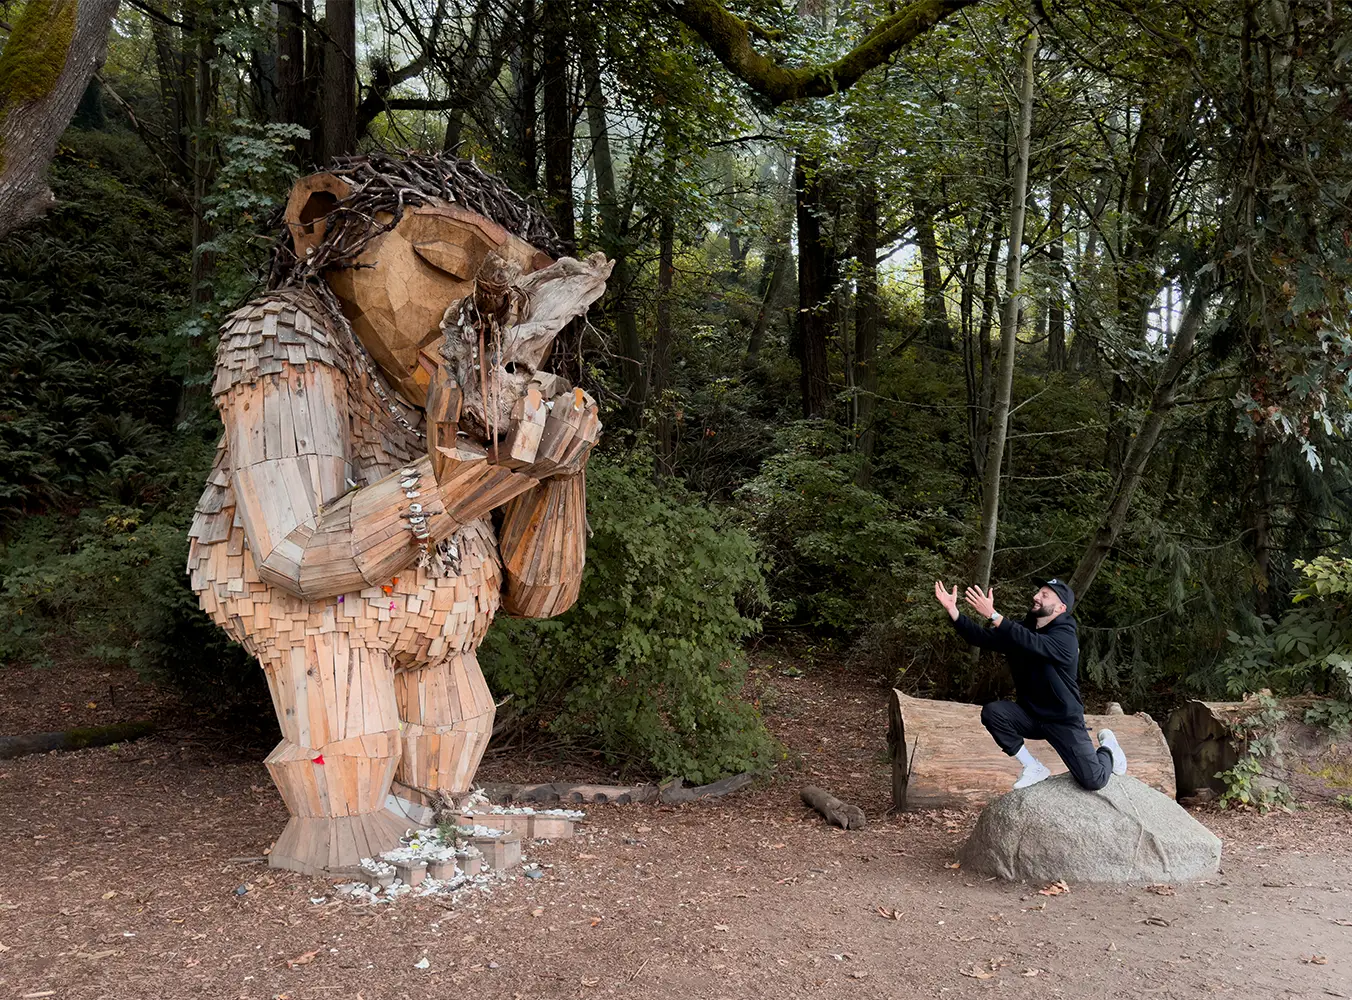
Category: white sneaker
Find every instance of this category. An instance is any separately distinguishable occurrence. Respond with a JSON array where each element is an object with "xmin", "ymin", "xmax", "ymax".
[
  {"xmin": 1098, "ymin": 729, "xmax": 1128, "ymax": 775},
  {"xmin": 1013, "ymin": 761, "xmax": 1052, "ymax": 789}
]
